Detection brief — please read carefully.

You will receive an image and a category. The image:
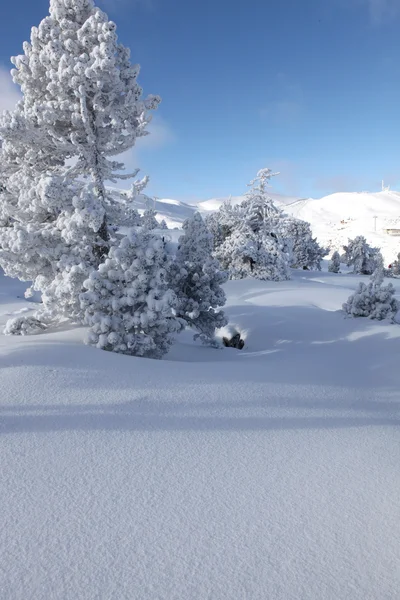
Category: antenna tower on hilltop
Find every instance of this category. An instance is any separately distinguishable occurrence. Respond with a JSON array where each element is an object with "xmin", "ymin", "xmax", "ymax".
[{"xmin": 382, "ymin": 180, "xmax": 390, "ymax": 192}]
